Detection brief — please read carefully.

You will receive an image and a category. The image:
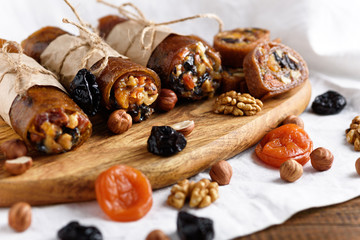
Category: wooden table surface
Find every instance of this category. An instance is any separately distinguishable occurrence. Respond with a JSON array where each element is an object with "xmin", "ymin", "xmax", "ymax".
[{"xmin": 236, "ymin": 196, "xmax": 360, "ymax": 240}]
